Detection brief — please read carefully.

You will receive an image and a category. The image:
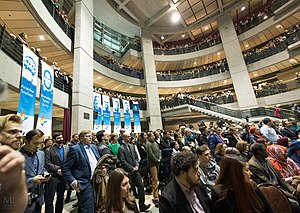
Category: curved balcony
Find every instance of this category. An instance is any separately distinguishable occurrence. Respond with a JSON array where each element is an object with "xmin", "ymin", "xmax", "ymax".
[{"xmin": 0, "ymin": 24, "xmax": 72, "ymax": 94}]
